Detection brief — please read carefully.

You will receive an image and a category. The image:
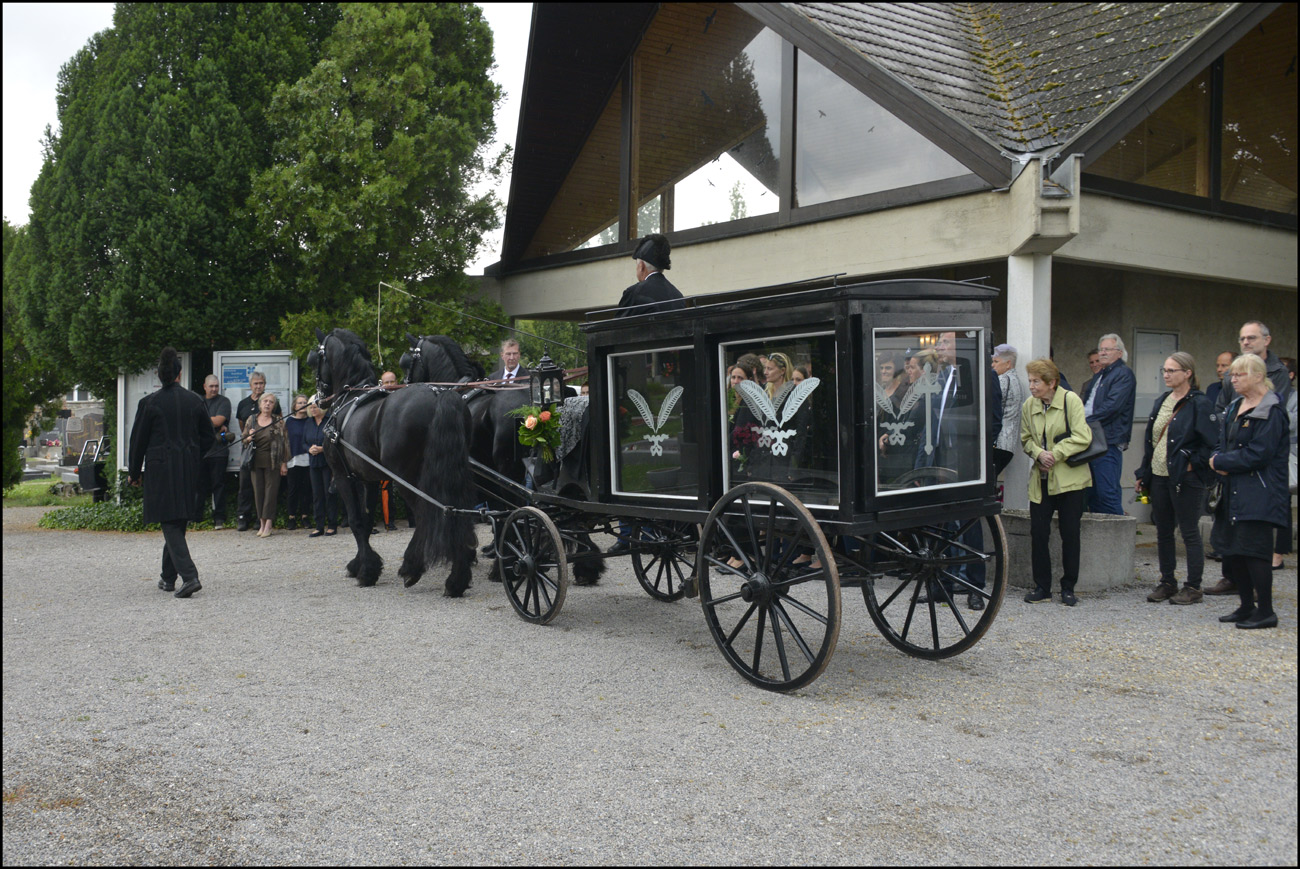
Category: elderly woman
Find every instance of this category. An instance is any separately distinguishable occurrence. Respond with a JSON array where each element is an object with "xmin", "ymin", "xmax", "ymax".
[
  {"xmin": 241, "ymin": 392, "xmax": 289, "ymax": 537},
  {"xmin": 1135, "ymin": 352, "xmax": 1218, "ymax": 605},
  {"xmin": 1020, "ymin": 358, "xmax": 1092, "ymax": 606},
  {"xmin": 1209, "ymin": 353, "xmax": 1289, "ymax": 630},
  {"xmin": 991, "ymin": 344, "xmax": 1024, "ymax": 477}
]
